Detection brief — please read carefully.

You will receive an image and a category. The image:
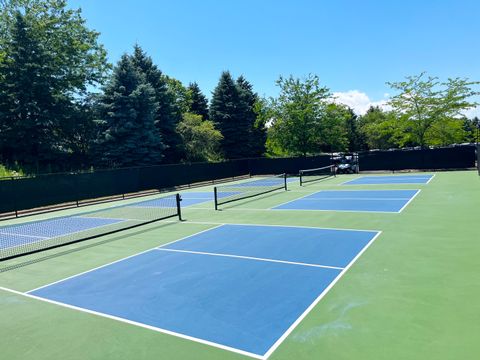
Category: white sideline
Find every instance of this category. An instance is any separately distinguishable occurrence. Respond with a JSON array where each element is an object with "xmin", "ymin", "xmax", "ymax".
[
  {"xmin": 0, "ymin": 286, "xmax": 263, "ymax": 360},
  {"xmin": 262, "ymin": 230, "xmax": 383, "ymax": 359},
  {"xmin": 10, "ymin": 223, "xmax": 383, "ymax": 359}
]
